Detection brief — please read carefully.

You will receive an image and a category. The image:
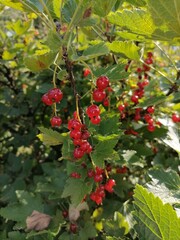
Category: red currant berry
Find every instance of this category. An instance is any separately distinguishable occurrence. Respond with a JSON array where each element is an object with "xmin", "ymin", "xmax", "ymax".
[
  {"xmin": 147, "ymin": 124, "xmax": 155, "ymax": 132},
  {"xmin": 70, "ymin": 130, "xmax": 82, "ymax": 140},
  {"xmin": 48, "ymin": 88, "xmax": 63, "ymax": 103},
  {"xmin": 86, "ymin": 104, "xmax": 100, "ymax": 118},
  {"xmin": 172, "ymin": 113, "xmax": 180, "ymax": 123},
  {"xmin": 131, "ymin": 94, "xmax": 139, "ymax": 104},
  {"xmin": 104, "ymin": 179, "xmax": 116, "ymax": 193},
  {"xmin": 41, "ymin": 93, "xmax": 53, "ymax": 106},
  {"xmin": 147, "ymin": 52, "xmax": 153, "ymax": 58},
  {"xmin": 87, "ymin": 169, "xmax": 95, "ymax": 178},
  {"xmin": 68, "ymin": 119, "xmax": 82, "ymax": 131},
  {"xmin": 95, "ymin": 166, "xmax": 104, "ymax": 175},
  {"xmin": 103, "ymin": 97, "xmax": 109, "ymax": 107},
  {"xmin": 50, "ymin": 116, "xmax": 62, "ymax": 127},
  {"xmin": 145, "ymin": 58, "xmax": 153, "ymax": 65},
  {"xmin": 96, "ymin": 76, "xmax": 110, "ymax": 90},
  {"xmin": 73, "ymin": 147, "xmax": 84, "ymax": 159},
  {"xmin": 62, "ymin": 210, "xmax": 68, "ymax": 218},
  {"xmin": 70, "ymin": 223, "xmax": 77, "ymax": 234},
  {"xmin": 81, "ymin": 130, "xmax": 90, "ymax": 140},
  {"xmin": 90, "ymin": 115, "xmax": 101, "ymax": 125},
  {"xmin": 141, "ymin": 79, "xmax": 149, "ymax": 87},
  {"xmin": 70, "ymin": 172, "xmax": 81, "ymax": 178},
  {"xmin": 94, "ymin": 174, "xmax": 103, "ymax": 182},
  {"xmin": 134, "ymin": 113, "xmax": 141, "ymax": 122},
  {"xmin": 118, "ymin": 104, "xmax": 125, "ymax": 112},
  {"xmin": 136, "ymin": 67, "xmax": 142, "ymax": 73},
  {"xmin": 144, "ymin": 114, "xmax": 152, "ymax": 123},
  {"xmin": 147, "ymin": 106, "xmax": 155, "ymax": 114},
  {"xmin": 83, "ymin": 68, "xmax": 91, "ymax": 77},
  {"xmin": 93, "ymin": 89, "xmax": 106, "ymax": 102}
]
